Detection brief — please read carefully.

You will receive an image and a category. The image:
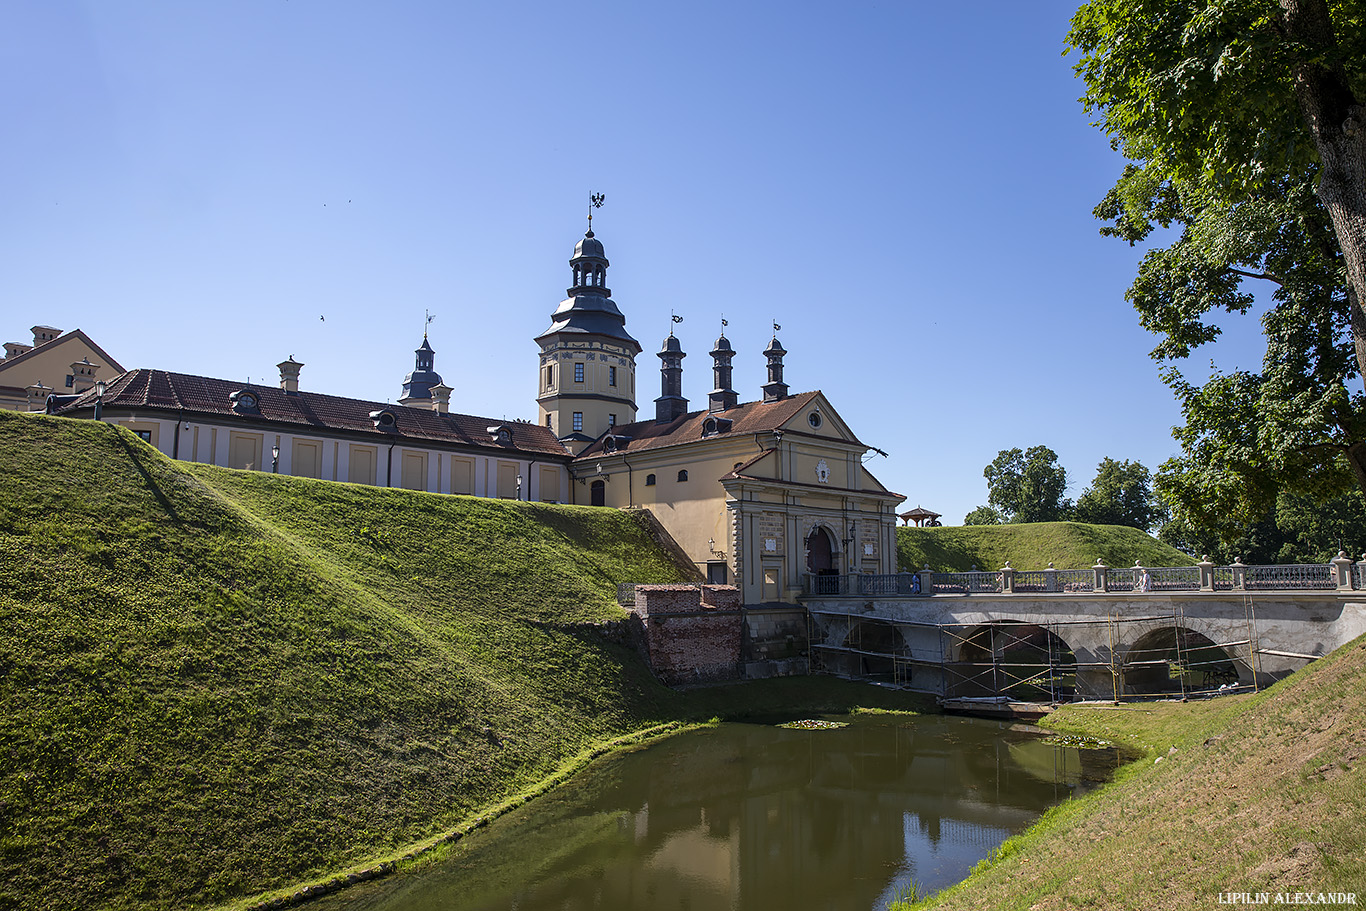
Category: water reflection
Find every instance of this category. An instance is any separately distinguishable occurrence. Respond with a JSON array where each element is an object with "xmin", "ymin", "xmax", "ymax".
[{"xmin": 316, "ymin": 714, "xmax": 1118, "ymax": 911}]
